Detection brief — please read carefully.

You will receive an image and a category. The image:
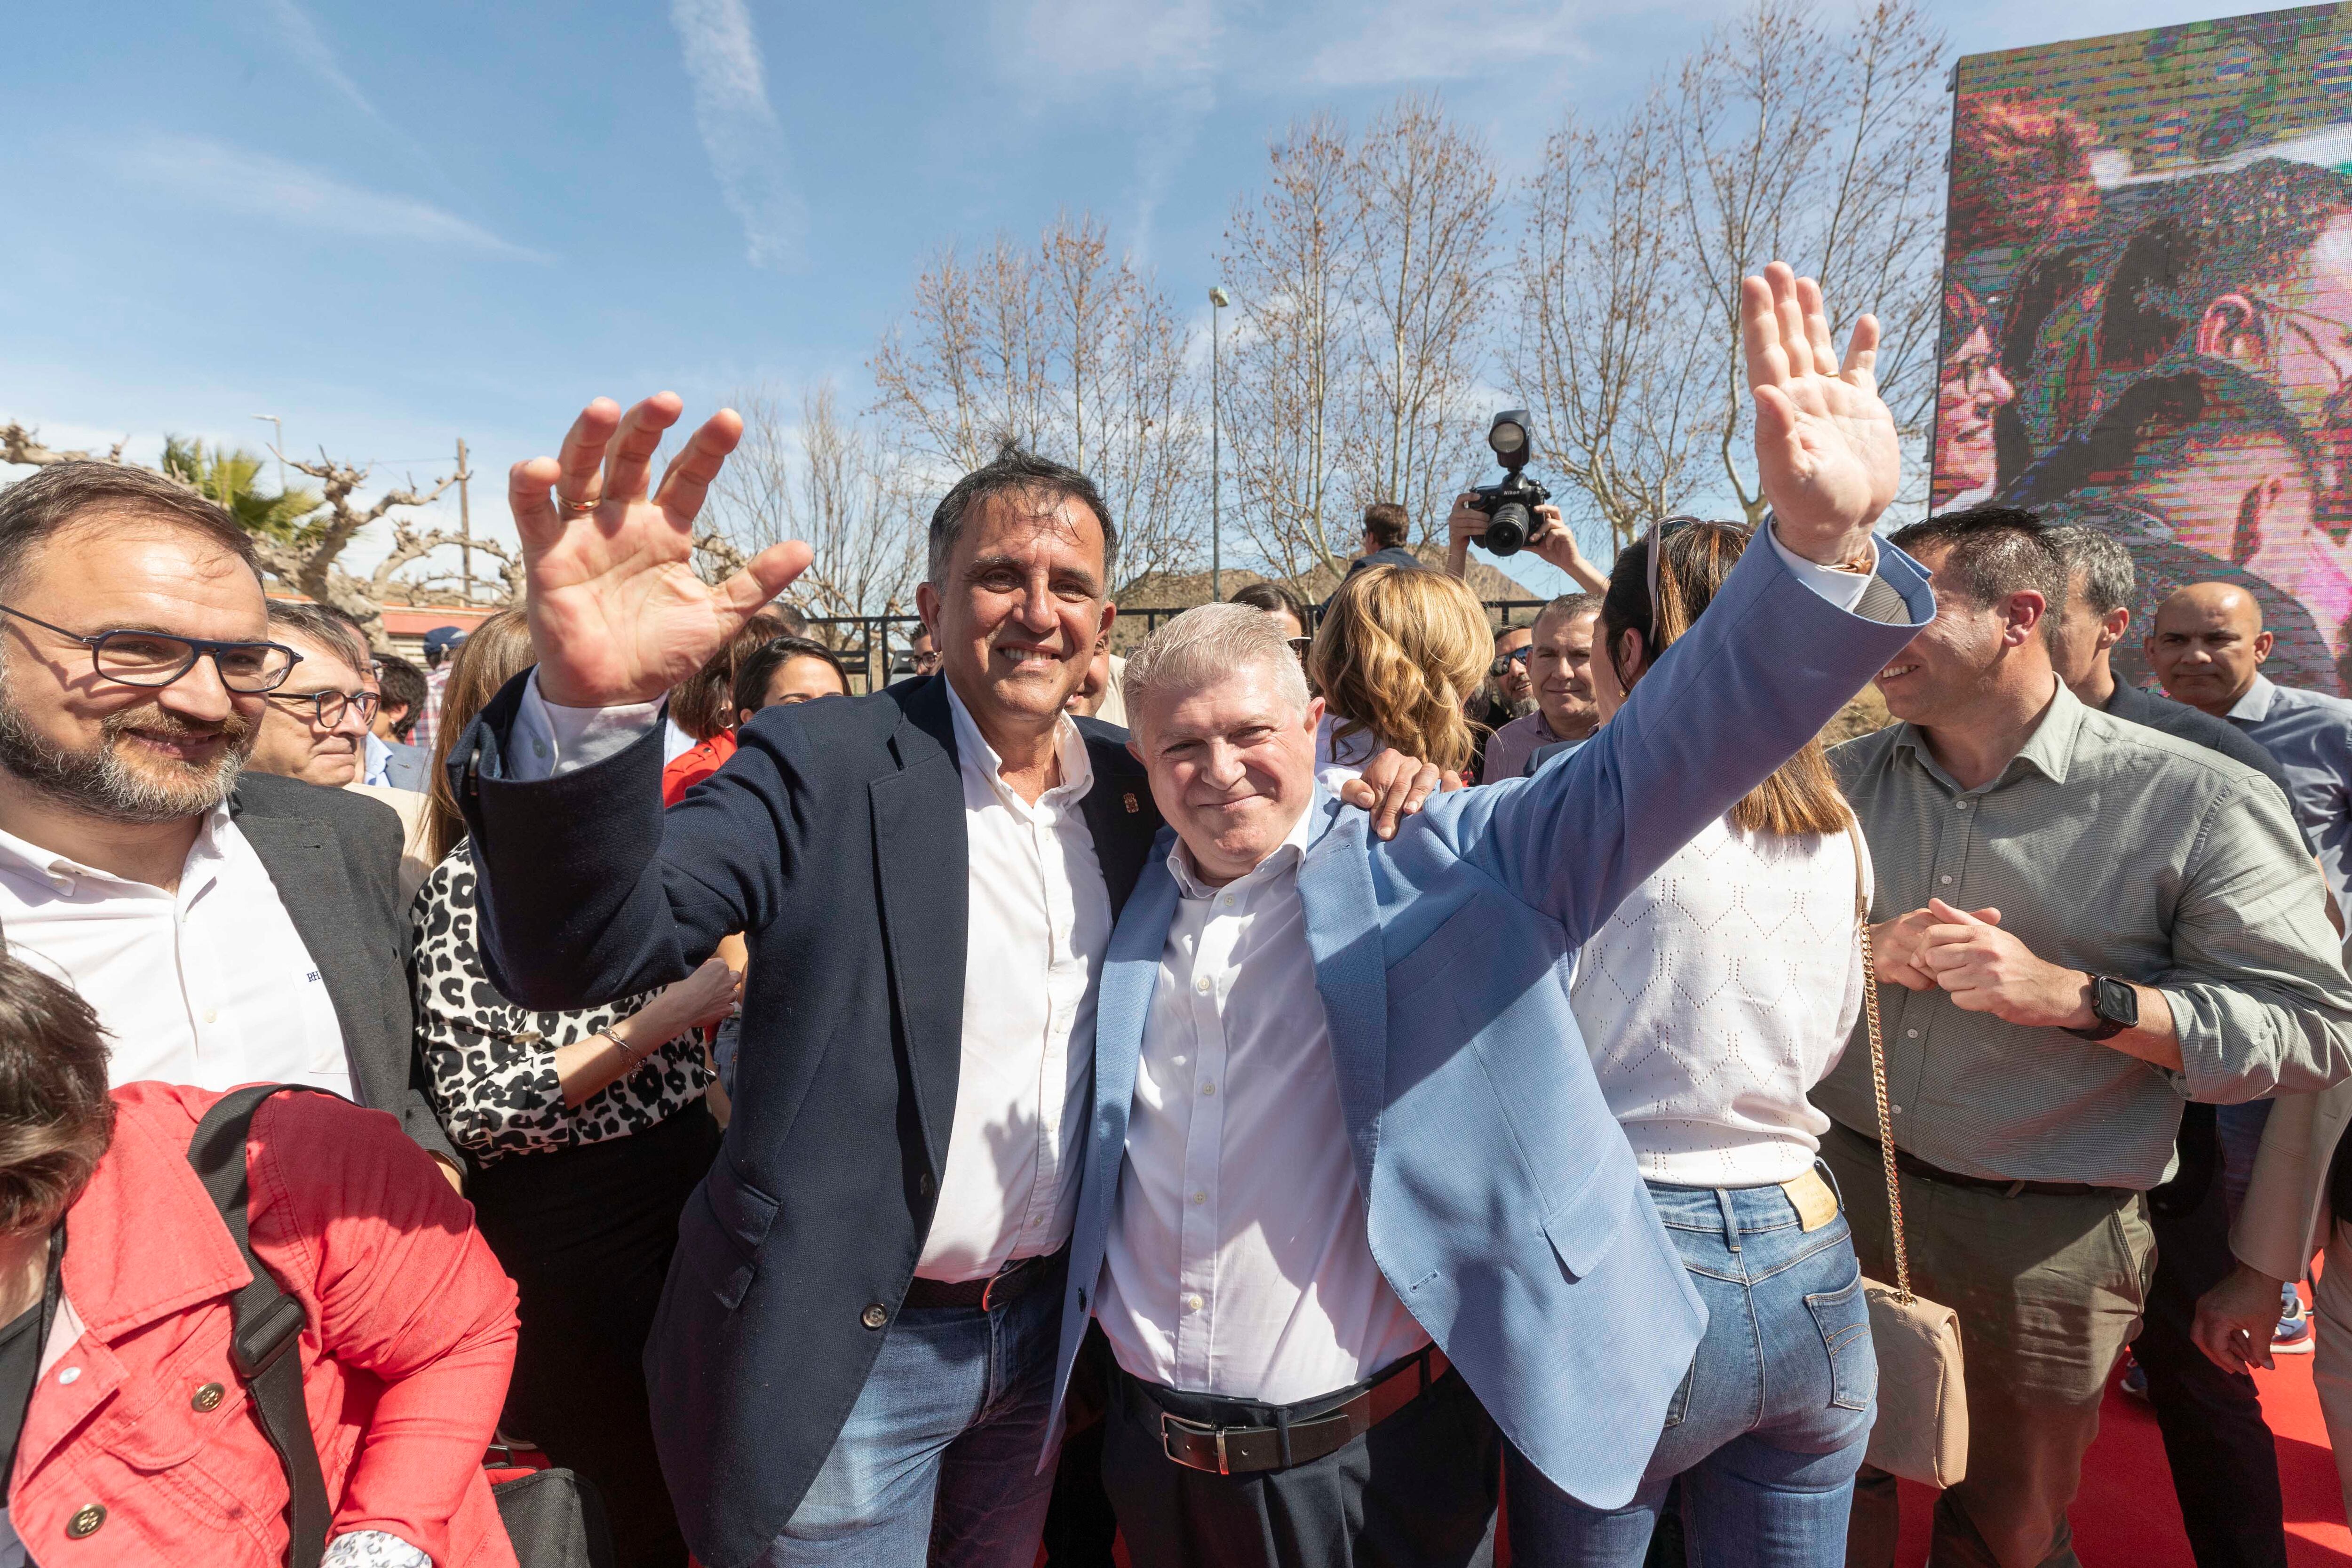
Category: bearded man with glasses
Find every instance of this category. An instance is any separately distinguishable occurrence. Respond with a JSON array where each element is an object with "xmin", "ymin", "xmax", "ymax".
[{"xmin": 0, "ymin": 462, "xmax": 462, "ymax": 1181}]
